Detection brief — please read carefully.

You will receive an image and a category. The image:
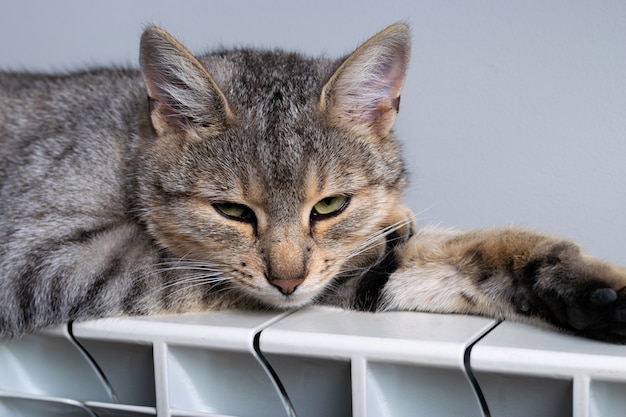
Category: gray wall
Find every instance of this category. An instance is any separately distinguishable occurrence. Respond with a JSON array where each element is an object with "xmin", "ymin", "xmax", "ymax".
[{"xmin": 2, "ymin": 0, "xmax": 625, "ymax": 264}]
